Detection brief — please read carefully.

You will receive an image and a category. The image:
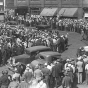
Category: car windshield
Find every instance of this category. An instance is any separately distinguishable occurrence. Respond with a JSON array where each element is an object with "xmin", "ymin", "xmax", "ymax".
[{"xmin": 52, "ymin": 55, "xmax": 61, "ymax": 61}]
